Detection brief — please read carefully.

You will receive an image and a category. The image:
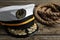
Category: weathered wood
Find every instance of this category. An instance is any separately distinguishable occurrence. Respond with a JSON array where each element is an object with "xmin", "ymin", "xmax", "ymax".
[{"xmin": 0, "ymin": 0, "xmax": 60, "ymax": 40}]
